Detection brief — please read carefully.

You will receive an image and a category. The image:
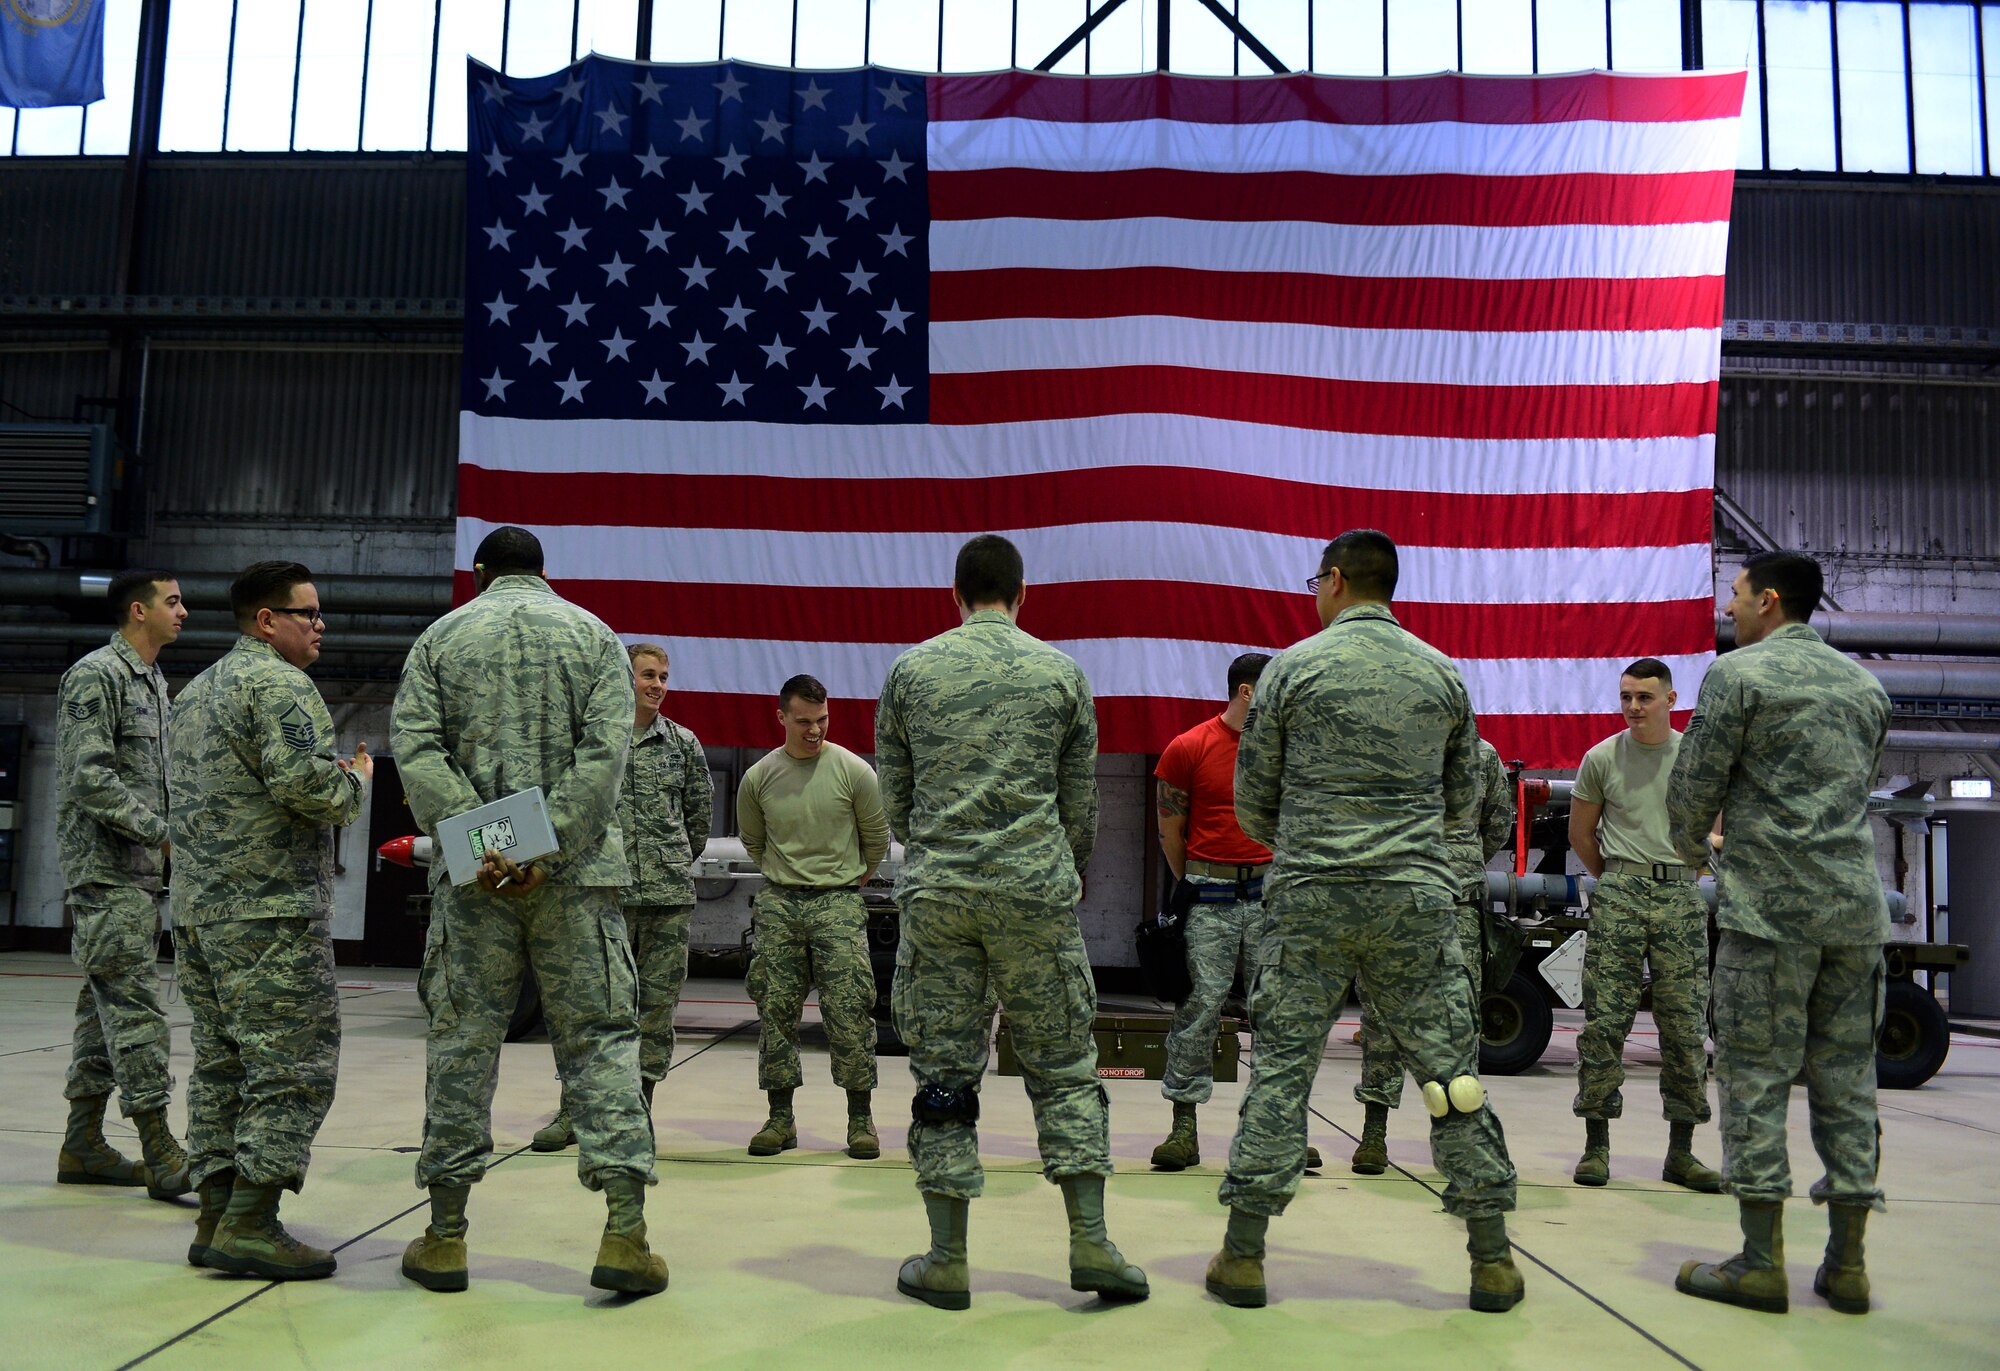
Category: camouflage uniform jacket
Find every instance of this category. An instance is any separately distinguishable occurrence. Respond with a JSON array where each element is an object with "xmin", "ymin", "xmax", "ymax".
[
  {"xmin": 618, "ymin": 713, "xmax": 710, "ymax": 906},
  {"xmin": 1235, "ymin": 603, "xmax": 1477, "ymax": 898},
  {"xmin": 1442, "ymin": 738, "xmax": 1514, "ymax": 893},
  {"xmin": 391, "ymin": 574, "xmax": 631, "ymax": 888},
  {"xmin": 875, "ymin": 608, "xmax": 1097, "ymax": 908},
  {"xmin": 167, "ymin": 636, "xmax": 366, "ymax": 924},
  {"xmin": 57, "ymin": 633, "xmax": 171, "ymax": 893},
  {"xmin": 1667, "ymin": 621, "xmax": 1891, "ymax": 944}
]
